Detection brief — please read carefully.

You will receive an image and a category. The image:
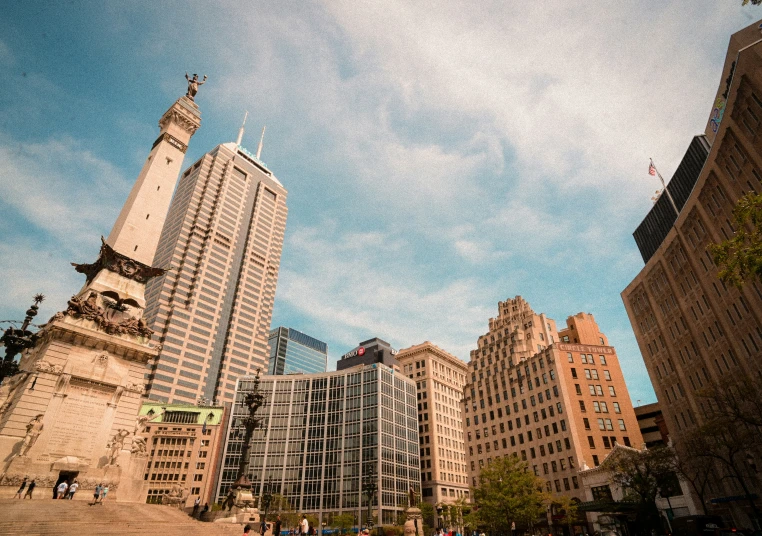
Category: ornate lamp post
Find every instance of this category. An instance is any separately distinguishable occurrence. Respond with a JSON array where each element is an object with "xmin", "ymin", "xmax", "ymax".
[
  {"xmin": 0, "ymin": 294, "xmax": 44, "ymax": 382},
  {"xmin": 261, "ymin": 476, "xmax": 273, "ymax": 529},
  {"xmin": 363, "ymin": 464, "xmax": 377, "ymax": 536},
  {"xmin": 224, "ymin": 370, "xmax": 266, "ymax": 511}
]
